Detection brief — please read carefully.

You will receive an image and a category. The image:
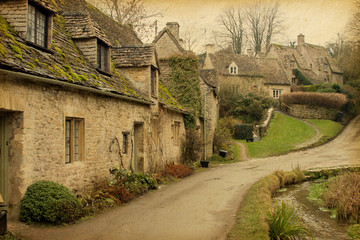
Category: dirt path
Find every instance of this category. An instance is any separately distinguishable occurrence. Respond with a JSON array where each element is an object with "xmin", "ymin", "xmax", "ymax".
[
  {"xmin": 235, "ymin": 141, "xmax": 248, "ymax": 161},
  {"xmin": 10, "ymin": 115, "xmax": 360, "ymax": 240}
]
